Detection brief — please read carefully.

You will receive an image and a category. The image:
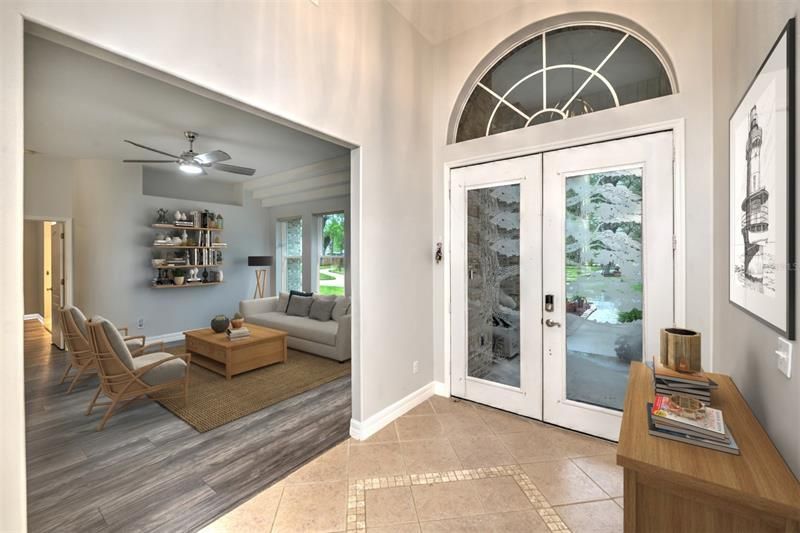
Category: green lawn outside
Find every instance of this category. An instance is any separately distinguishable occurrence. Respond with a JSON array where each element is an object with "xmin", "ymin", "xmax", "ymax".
[
  {"xmin": 319, "ymin": 285, "xmax": 345, "ymax": 296},
  {"xmin": 566, "ymin": 264, "xmax": 602, "ymax": 283}
]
